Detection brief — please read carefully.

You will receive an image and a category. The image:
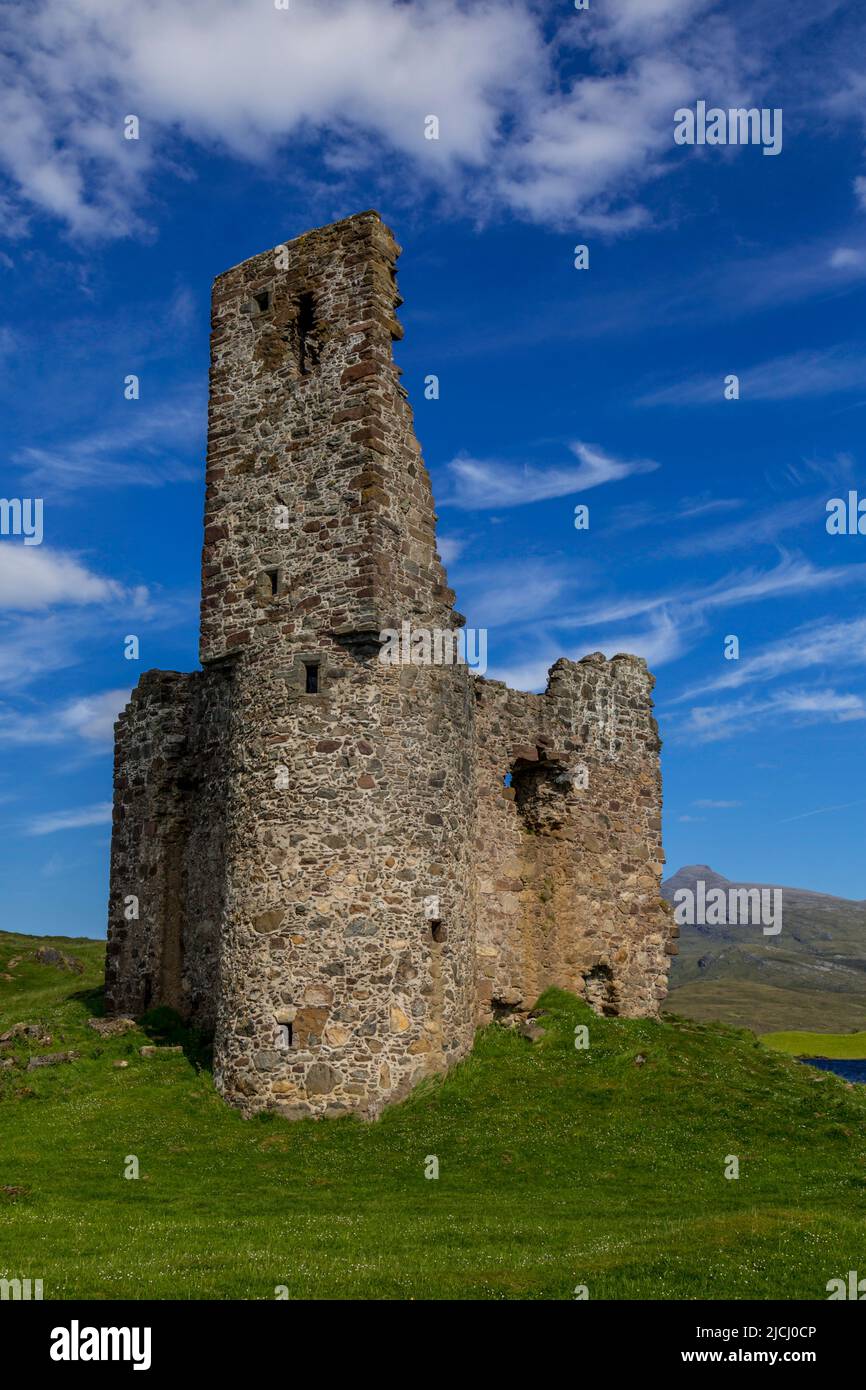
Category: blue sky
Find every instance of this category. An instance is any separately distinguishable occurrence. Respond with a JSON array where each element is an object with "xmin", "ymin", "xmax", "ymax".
[{"xmin": 1, "ymin": 0, "xmax": 865, "ymax": 936}]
